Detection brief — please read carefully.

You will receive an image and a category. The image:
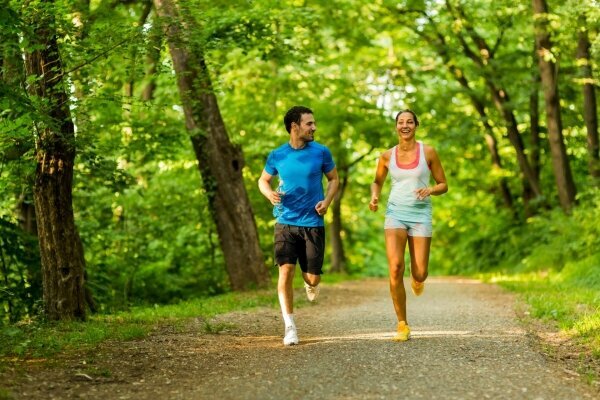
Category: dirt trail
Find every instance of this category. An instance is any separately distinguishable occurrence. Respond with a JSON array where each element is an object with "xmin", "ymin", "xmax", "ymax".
[{"xmin": 4, "ymin": 277, "xmax": 598, "ymax": 399}]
